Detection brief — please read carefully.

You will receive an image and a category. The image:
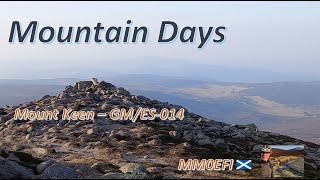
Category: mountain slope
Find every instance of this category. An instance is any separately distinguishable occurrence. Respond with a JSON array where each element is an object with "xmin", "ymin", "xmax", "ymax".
[{"xmin": 0, "ymin": 78, "xmax": 319, "ymax": 179}]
